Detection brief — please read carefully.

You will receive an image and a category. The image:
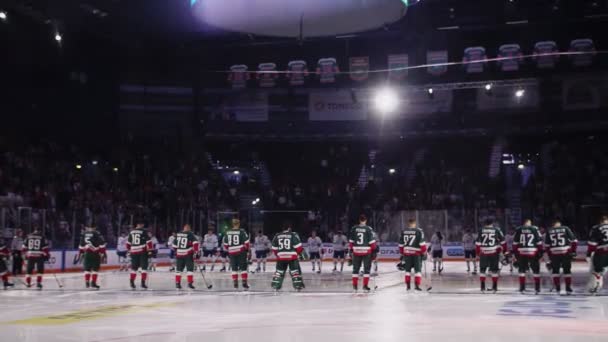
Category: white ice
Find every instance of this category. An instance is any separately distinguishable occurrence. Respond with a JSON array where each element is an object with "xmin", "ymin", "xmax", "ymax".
[{"xmin": 1, "ymin": 261, "xmax": 608, "ymax": 342}]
